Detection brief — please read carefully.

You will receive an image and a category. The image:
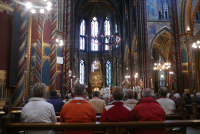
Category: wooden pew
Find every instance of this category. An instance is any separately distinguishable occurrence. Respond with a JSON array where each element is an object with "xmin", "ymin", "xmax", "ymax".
[{"xmin": 4, "ymin": 120, "xmax": 200, "ymax": 134}]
